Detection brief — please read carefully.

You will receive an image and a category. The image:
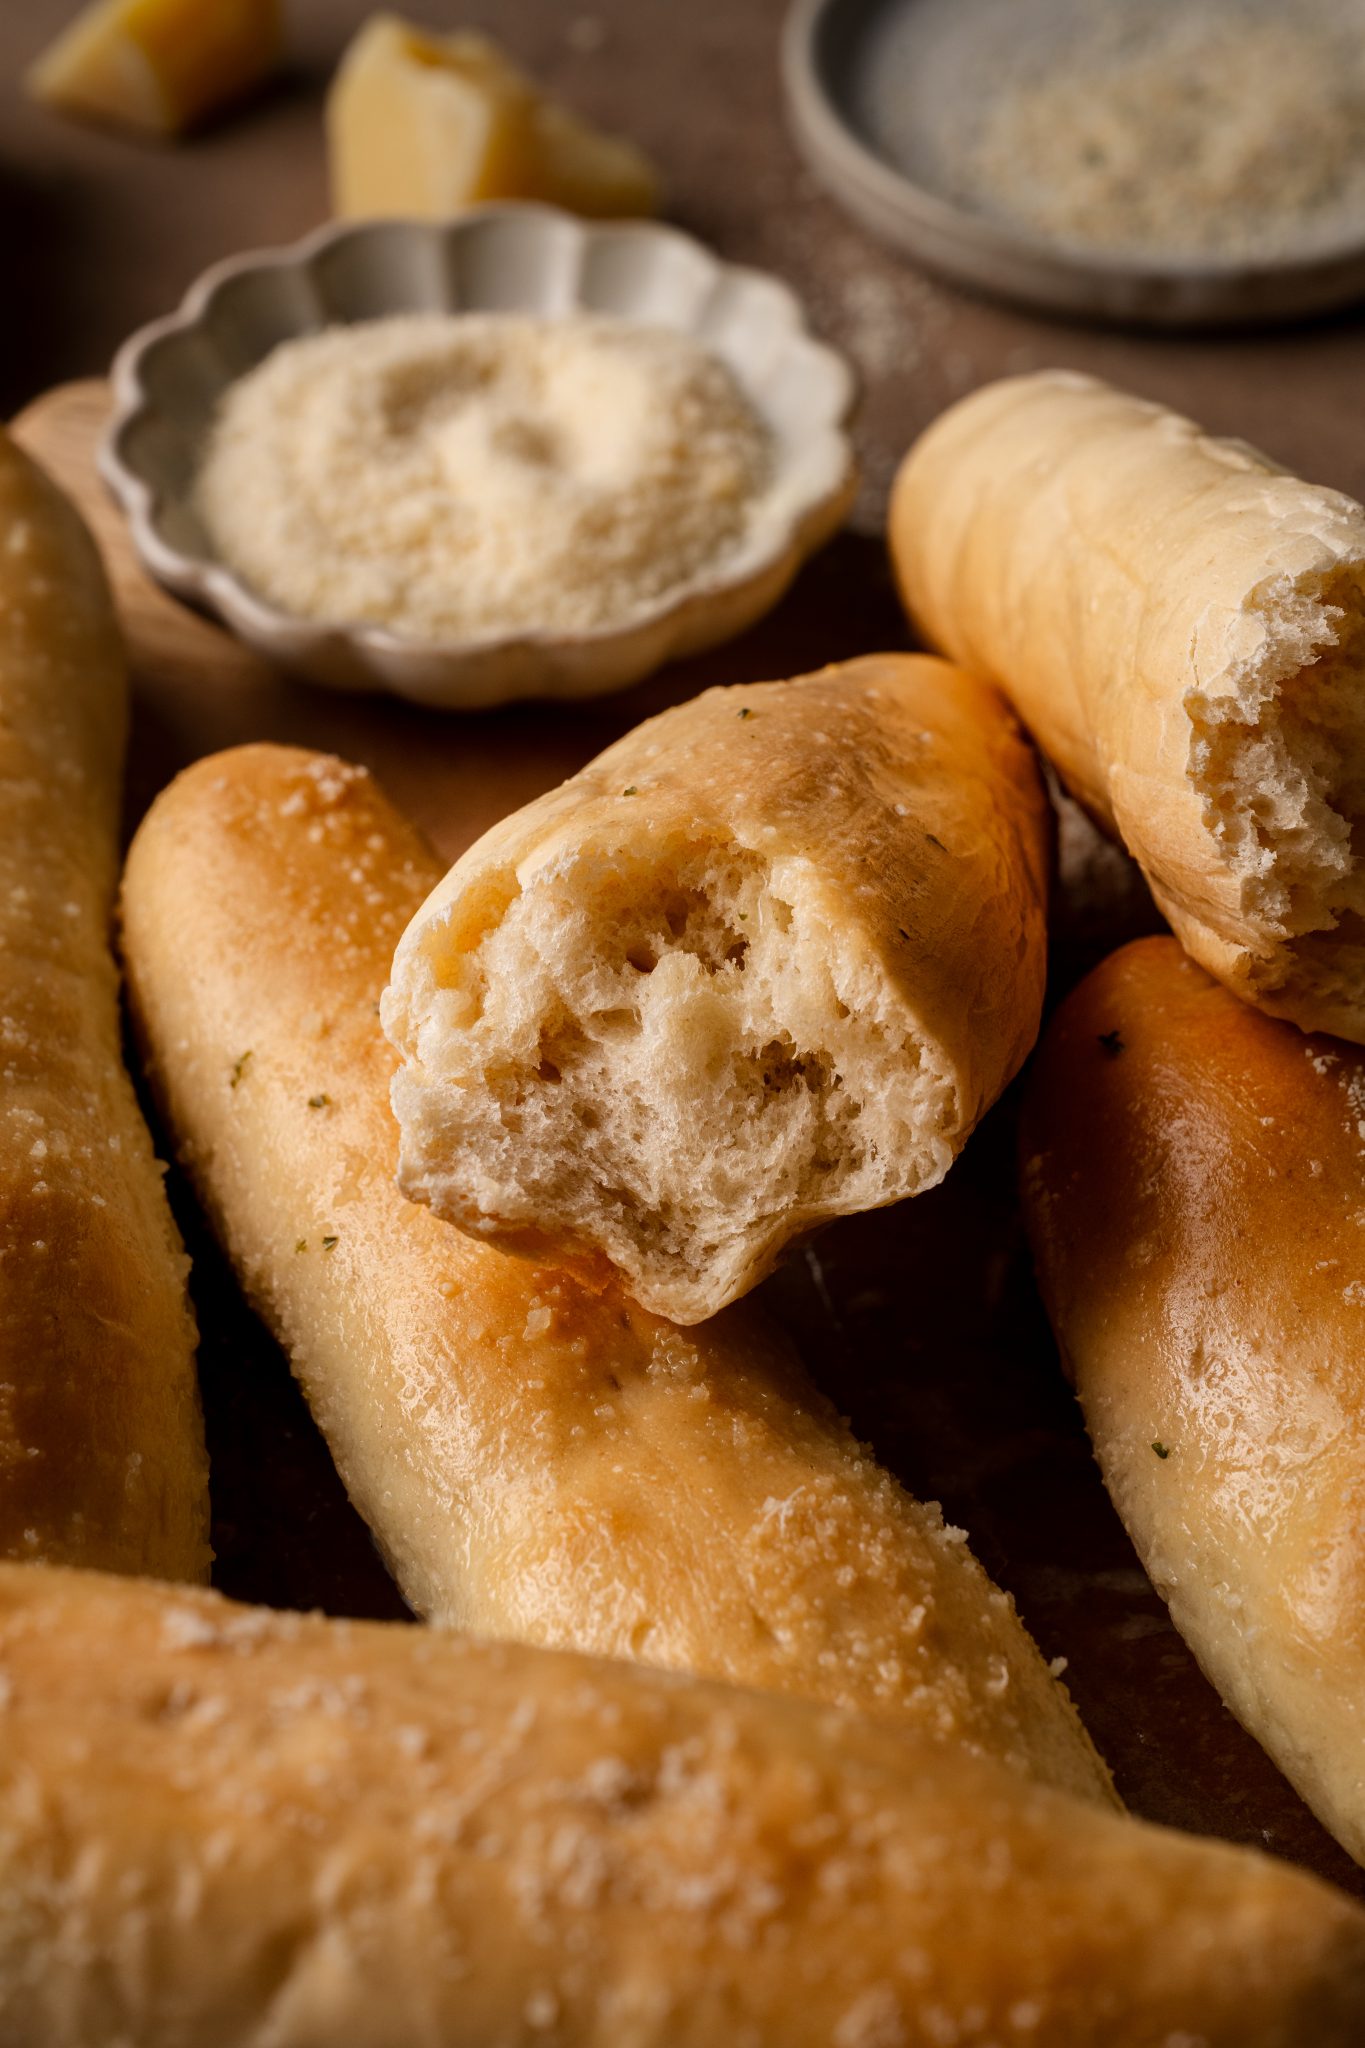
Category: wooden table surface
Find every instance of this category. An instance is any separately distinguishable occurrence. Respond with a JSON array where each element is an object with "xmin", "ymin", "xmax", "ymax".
[{"xmin": 4, "ymin": 0, "xmax": 1364, "ymax": 1899}]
